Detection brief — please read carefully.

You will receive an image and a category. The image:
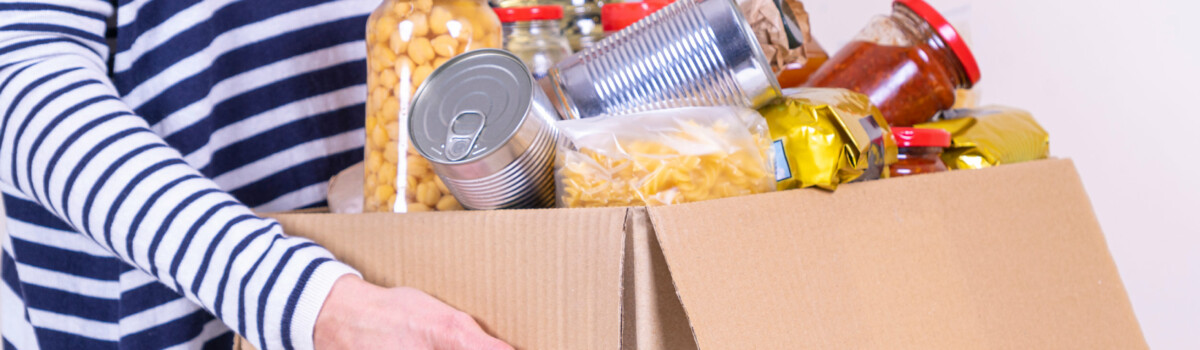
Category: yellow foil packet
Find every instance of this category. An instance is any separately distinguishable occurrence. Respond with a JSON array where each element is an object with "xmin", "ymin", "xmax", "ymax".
[
  {"xmin": 917, "ymin": 106, "xmax": 1049, "ymax": 170},
  {"xmin": 758, "ymin": 88, "xmax": 896, "ymax": 191}
]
